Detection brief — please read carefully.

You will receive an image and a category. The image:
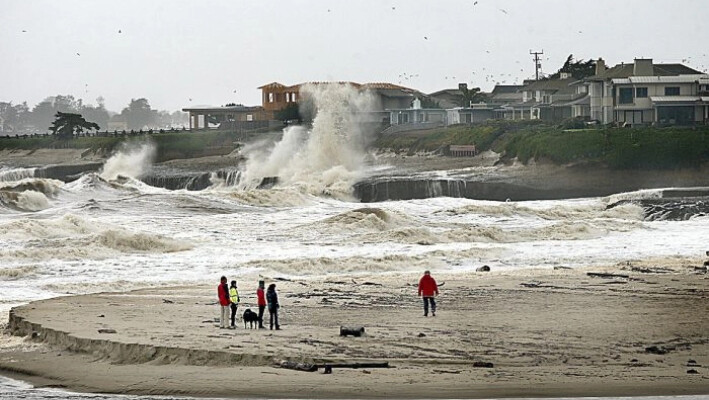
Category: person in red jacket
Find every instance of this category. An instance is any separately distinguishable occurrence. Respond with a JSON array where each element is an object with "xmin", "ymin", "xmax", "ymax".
[
  {"xmin": 217, "ymin": 276, "xmax": 231, "ymax": 328},
  {"xmin": 256, "ymin": 280, "xmax": 266, "ymax": 329},
  {"xmin": 418, "ymin": 270, "xmax": 439, "ymax": 316}
]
